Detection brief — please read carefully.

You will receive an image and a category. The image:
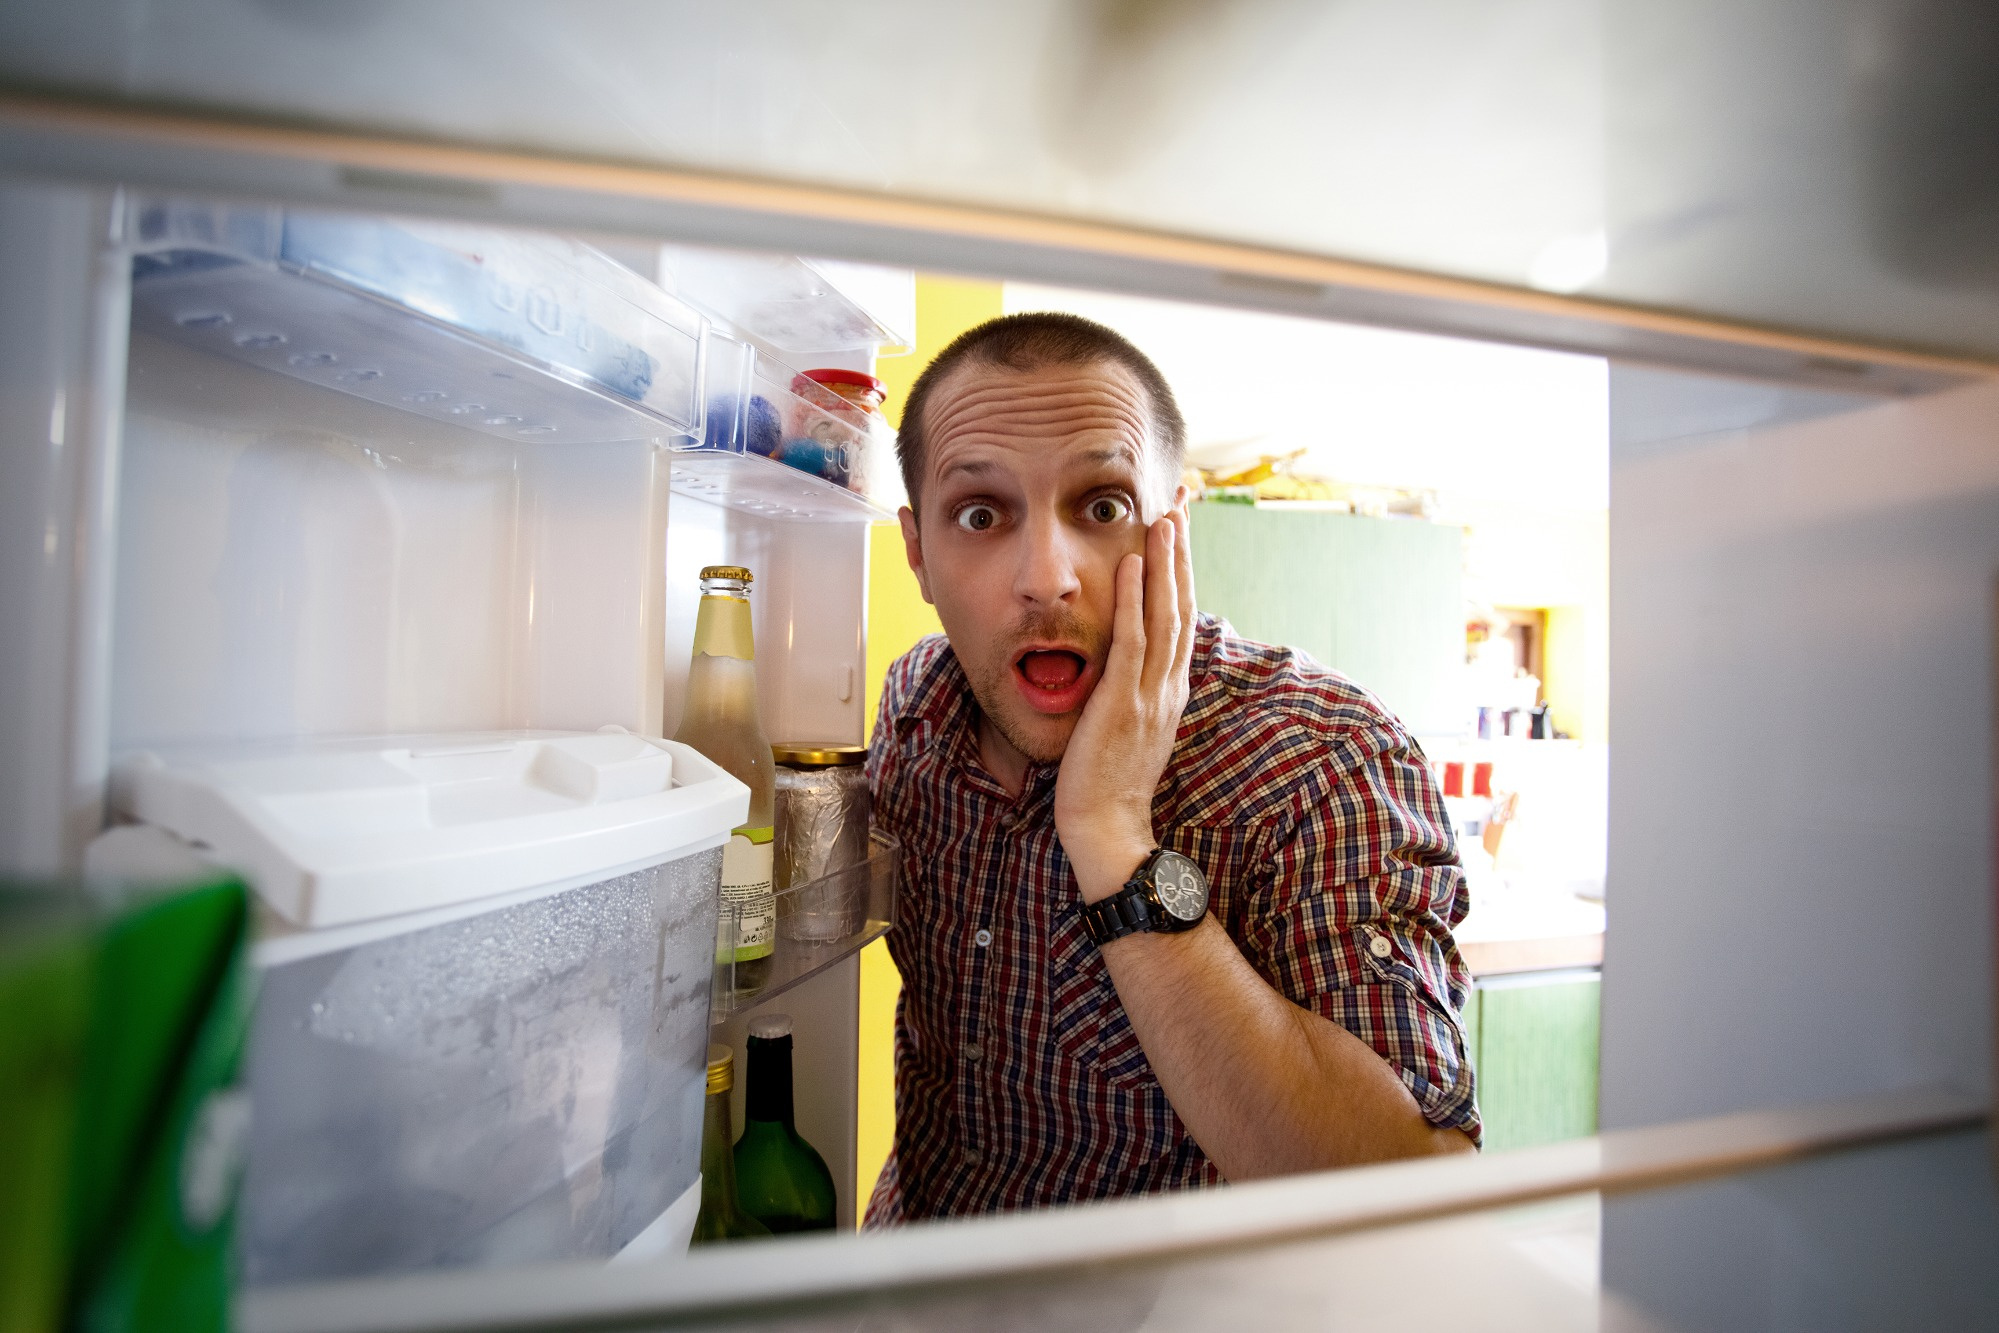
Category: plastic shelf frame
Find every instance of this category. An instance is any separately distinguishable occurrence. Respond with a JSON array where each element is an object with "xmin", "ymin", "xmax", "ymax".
[
  {"xmin": 711, "ymin": 829, "xmax": 899, "ymax": 1017},
  {"xmin": 126, "ymin": 196, "xmax": 710, "ymax": 446}
]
